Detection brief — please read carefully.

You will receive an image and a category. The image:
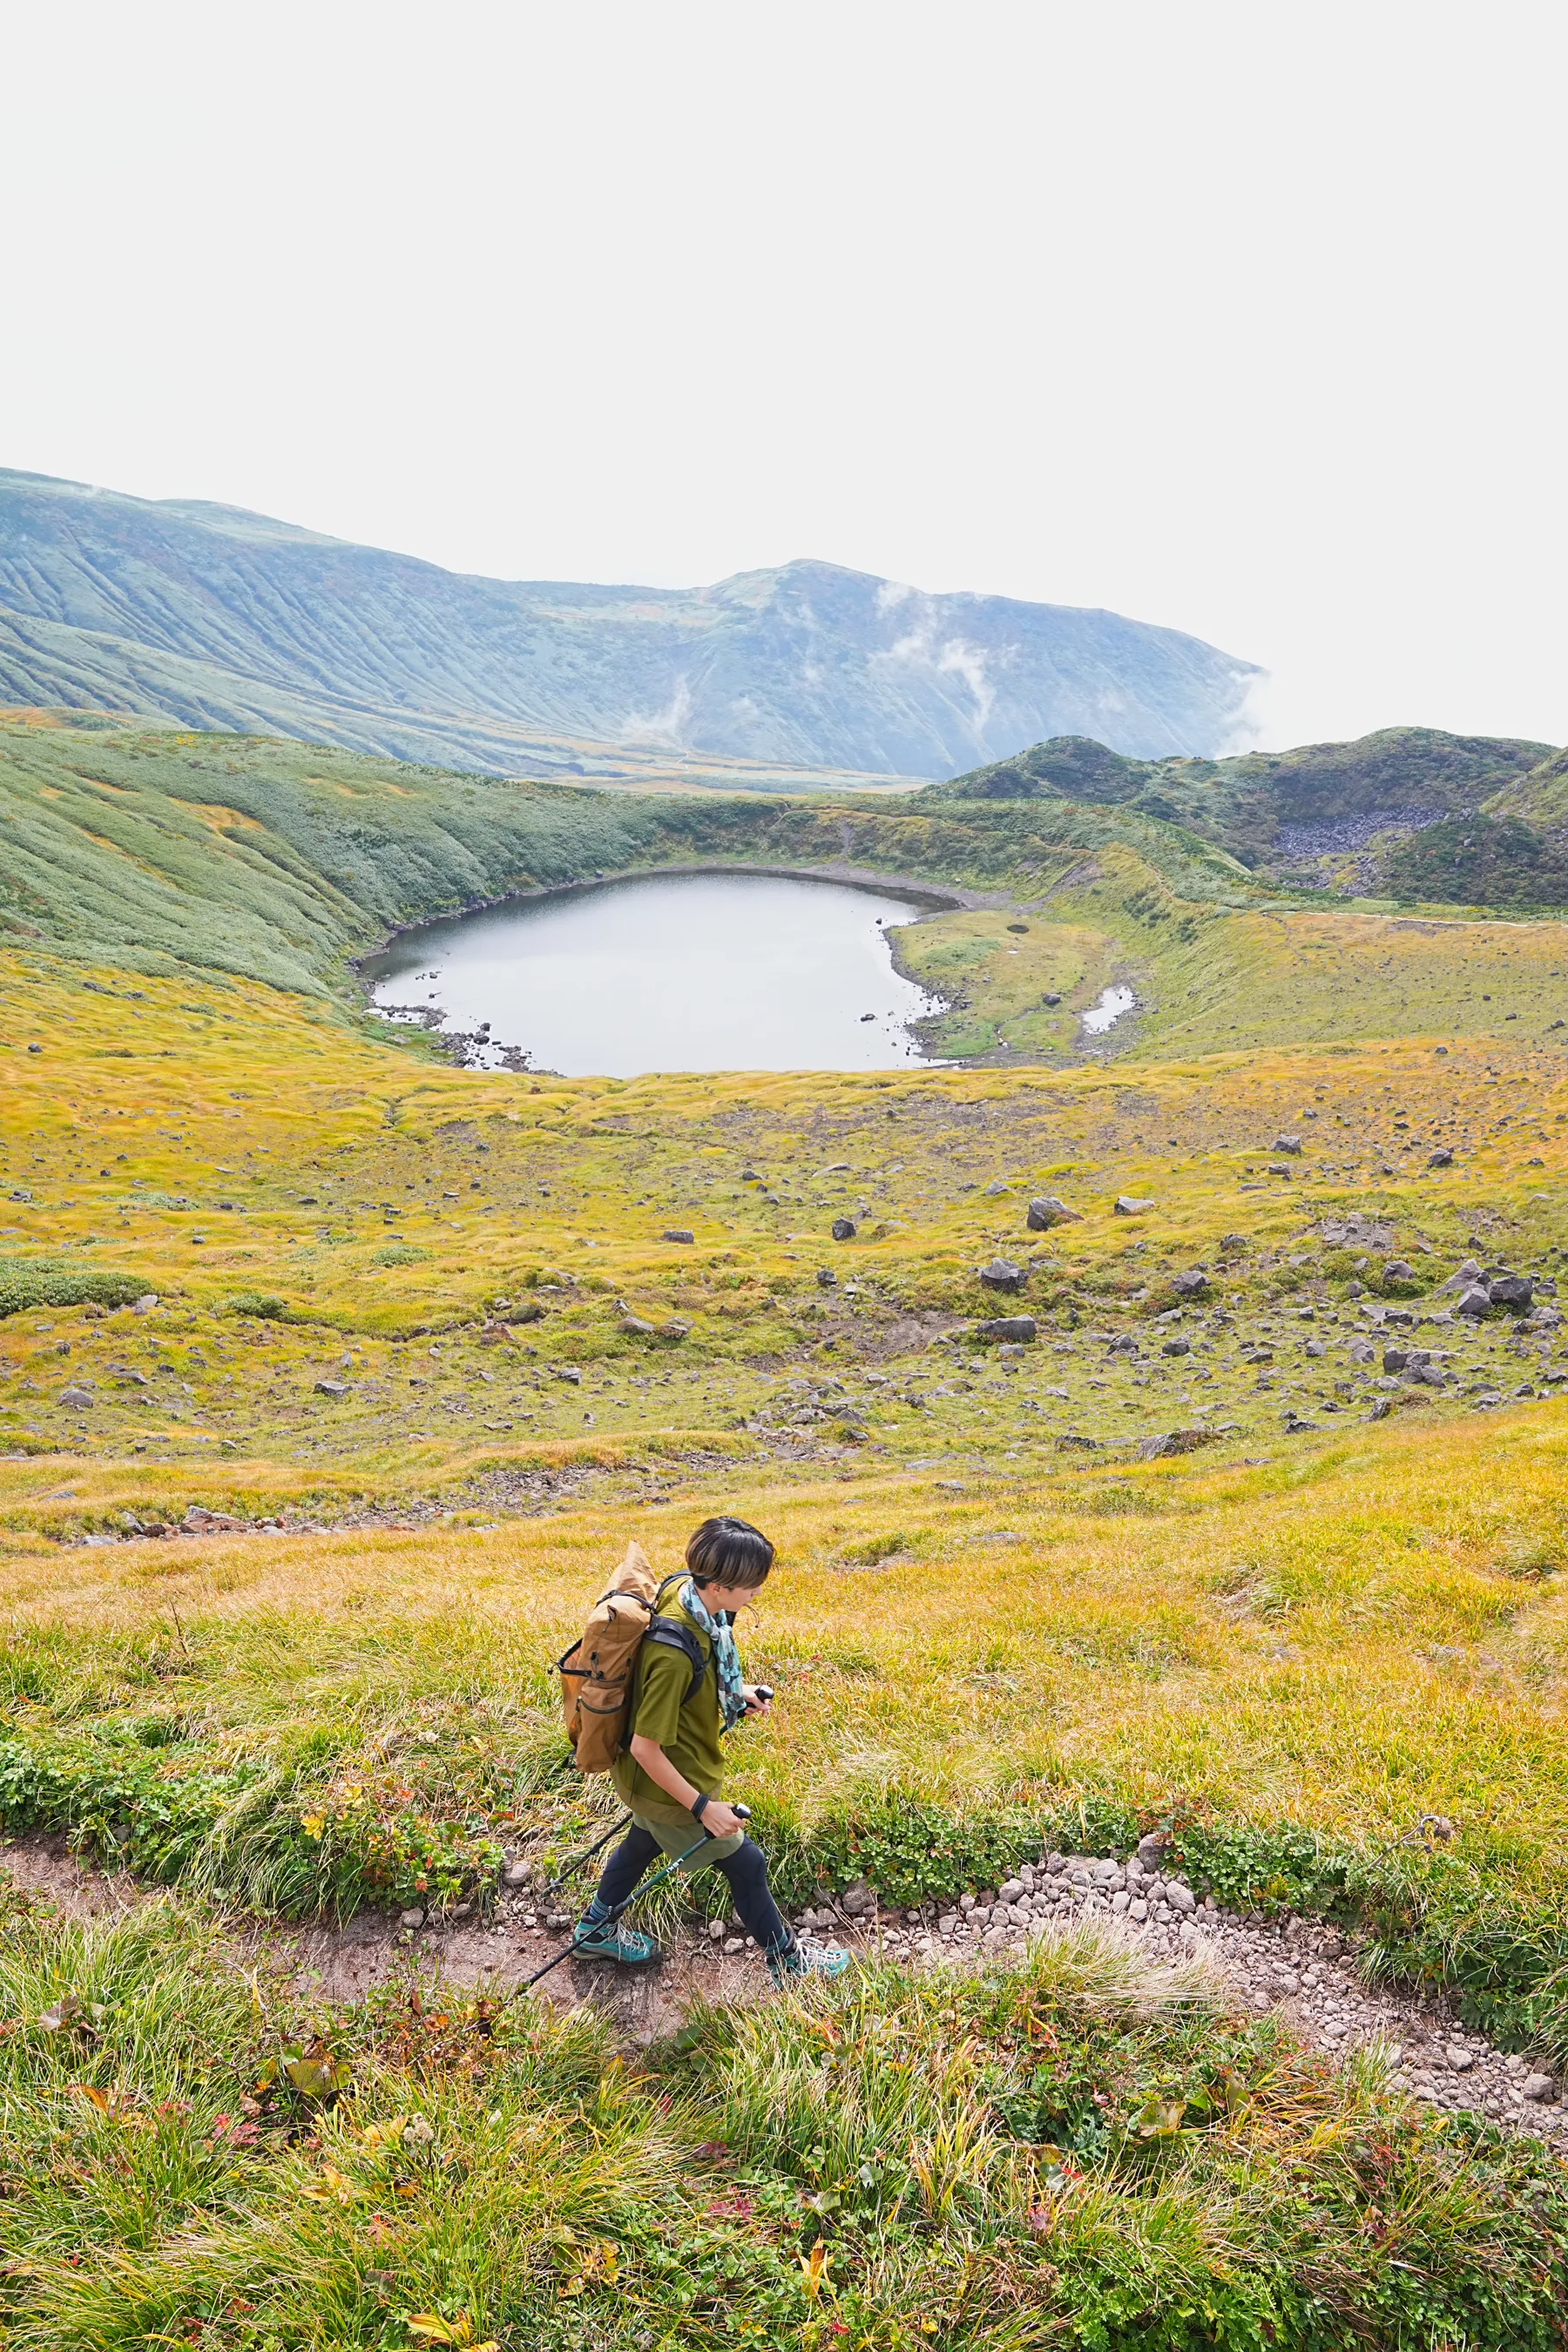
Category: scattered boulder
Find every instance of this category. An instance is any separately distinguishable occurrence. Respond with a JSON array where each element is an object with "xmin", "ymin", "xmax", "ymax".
[
  {"xmin": 978, "ymin": 1258, "xmax": 1027, "ymax": 1293},
  {"xmin": 1042, "ymin": 991, "xmax": 1063, "ymax": 1007},
  {"xmin": 1273, "ymin": 1135, "xmax": 1303, "ymax": 1155},
  {"xmin": 1382, "ymin": 1260, "xmax": 1417, "ymax": 1284},
  {"xmin": 977, "ymin": 1315, "xmax": 1037, "ymax": 1342},
  {"xmin": 1455, "ymin": 1285, "xmax": 1493, "ymax": 1318},
  {"xmin": 58, "ymin": 1385, "xmax": 93, "ymax": 1409},
  {"xmin": 831, "ymin": 1217, "xmax": 857, "ymax": 1242},
  {"xmin": 1428, "ymin": 1147, "xmax": 1454, "ymax": 1168},
  {"xmin": 839, "ymin": 1877, "xmax": 877, "ymax": 1919},
  {"xmin": 1138, "ymin": 1428, "xmax": 1218, "ymax": 1459},
  {"xmin": 1112, "ymin": 1196, "xmax": 1153, "ymax": 1216},
  {"xmin": 184, "ymin": 1506, "xmax": 243, "ymax": 1532},
  {"xmin": 133, "ymin": 1294, "xmax": 159, "ymax": 1315},
  {"xmin": 1522, "ymin": 2073, "xmax": 1558, "ymax": 2103},
  {"xmin": 815, "ymin": 1268, "xmax": 837, "ymax": 1289},
  {"xmin": 1026, "ymin": 1195, "xmax": 1083, "ymax": 1230},
  {"xmin": 661, "ymin": 1227, "xmax": 695, "ymax": 1245},
  {"xmin": 618, "ymin": 1312, "xmax": 657, "ymax": 1336},
  {"xmin": 1488, "ymin": 1273, "xmax": 1534, "ymax": 1310},
  {"xmin": 1171, "ymin": 1269, "xmax": 1209, "ymax": 1298},
  {"xmin": 983, "ymin": 1180, "xmax": 1011, "ymax": 1197},
  {"xmin": 659, "ymin": 1320, "xmax": 691, "ymax": 1343}
]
